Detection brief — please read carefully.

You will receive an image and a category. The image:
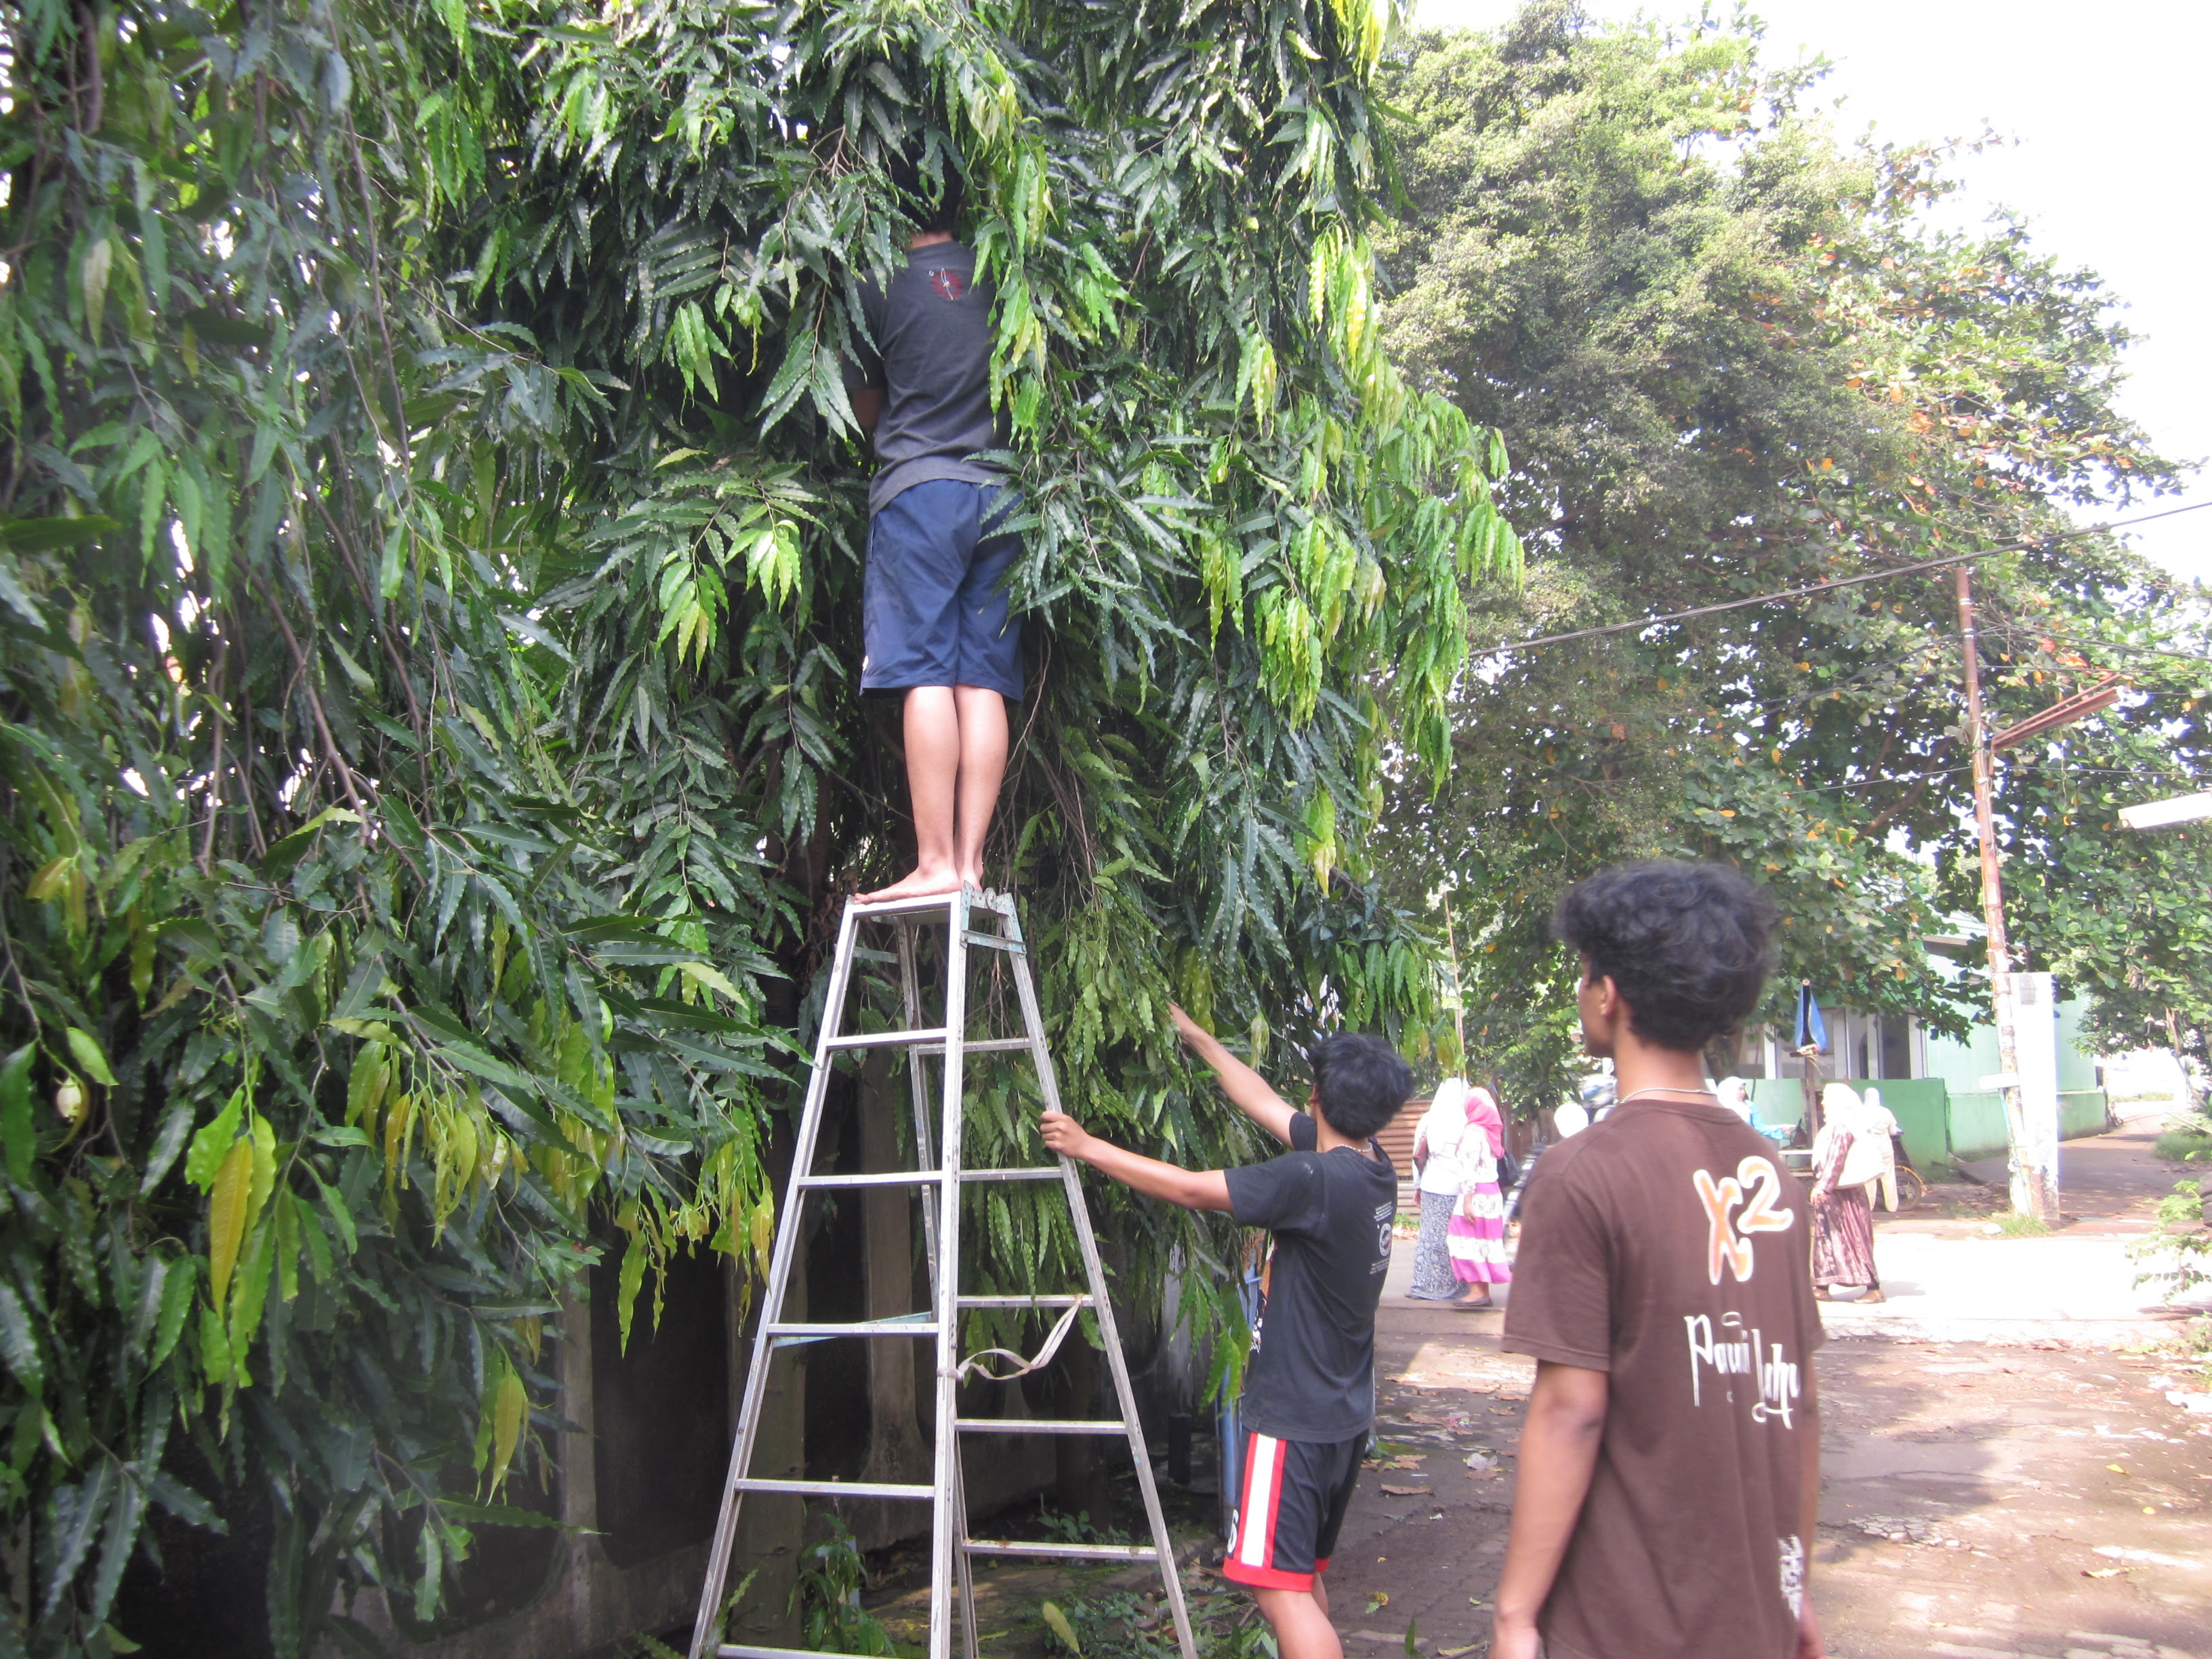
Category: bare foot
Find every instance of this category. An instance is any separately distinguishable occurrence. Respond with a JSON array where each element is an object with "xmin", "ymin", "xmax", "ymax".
[
  {"xmin": 857, "ymin": 865, "xmax": 965, "ymax": 905},
  {"xmin": 1857, "ymin": 1288, "xmax": 1885, "ymax": 1305}
]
